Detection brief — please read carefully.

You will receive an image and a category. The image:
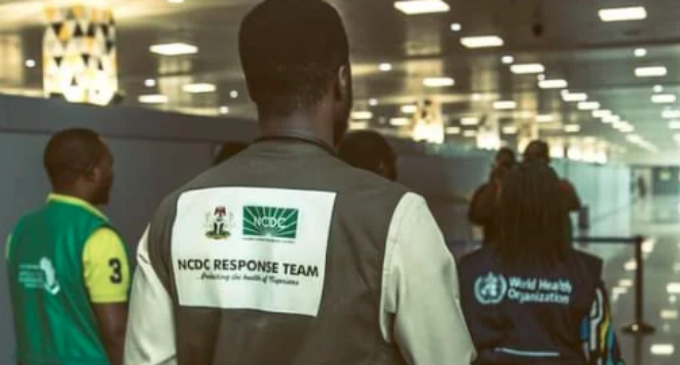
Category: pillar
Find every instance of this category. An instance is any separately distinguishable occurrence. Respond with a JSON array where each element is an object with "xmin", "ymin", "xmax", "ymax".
[{"xmin": 43, "ymin": 4, "xmax": 118, "ymax": 106}]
